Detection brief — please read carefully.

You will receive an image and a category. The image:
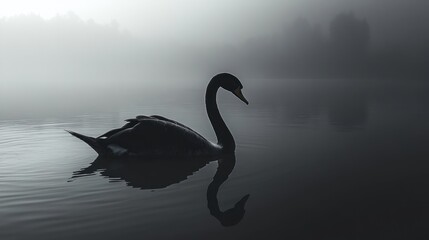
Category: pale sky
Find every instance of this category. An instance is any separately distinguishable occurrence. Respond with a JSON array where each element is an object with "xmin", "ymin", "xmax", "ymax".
[
  {"xmin": 0, "ymin": 0, "xmax": 297, "ymax": 44},
  {"xmin": 1, "ymin": 0, "xmax": 428, "ymax": 45}
]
